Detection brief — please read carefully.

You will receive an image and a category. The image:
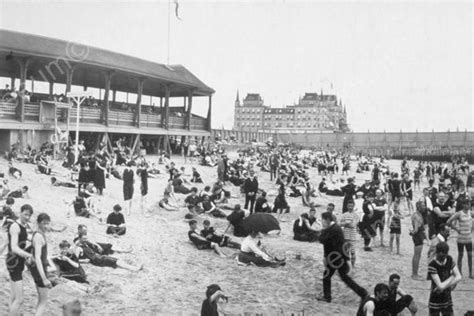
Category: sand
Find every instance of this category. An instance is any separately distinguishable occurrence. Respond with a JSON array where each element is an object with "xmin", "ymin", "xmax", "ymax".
[{"xmin": 0, "ymin": 154, "xmax": 473, "ymax": 315}]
